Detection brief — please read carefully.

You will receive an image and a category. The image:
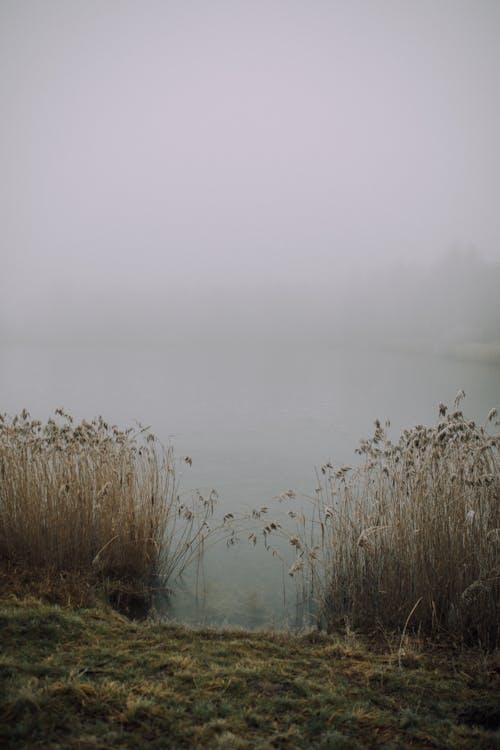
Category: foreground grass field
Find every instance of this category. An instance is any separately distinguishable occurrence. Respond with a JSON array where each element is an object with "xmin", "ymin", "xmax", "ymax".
[{"xmin": 1, "ymin": 597, "xmax": 499, "ymax": 749}]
